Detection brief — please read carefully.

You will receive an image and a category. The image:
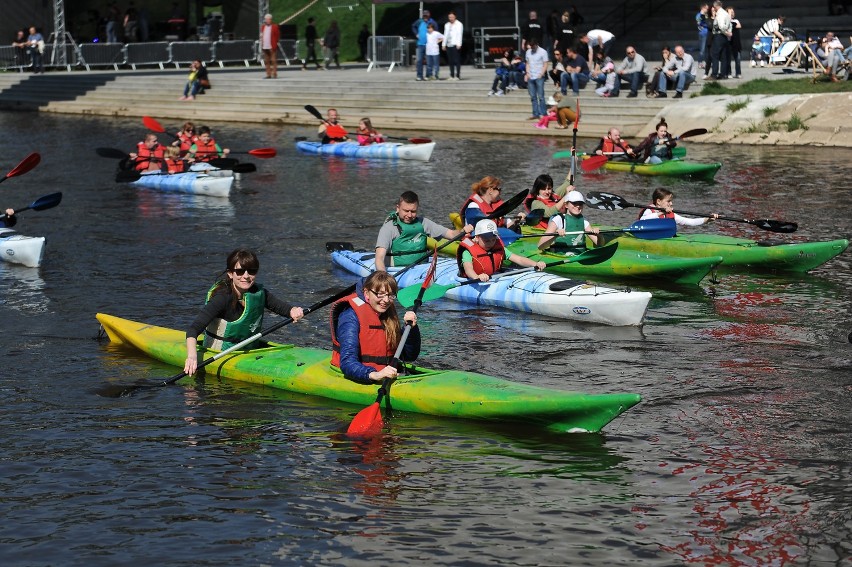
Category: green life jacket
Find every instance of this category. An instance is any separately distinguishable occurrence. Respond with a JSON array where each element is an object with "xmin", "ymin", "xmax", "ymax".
[
  {"xmin": 553, "ymin": 213, "xmax": 587, "ymax": 255},
  {"xmin": 204, "ymin": 283, "xmax": 266, "ymax": 350},
  {"xmin": 387, "ymin": 213, "xmax": 427, "ymax": 267}
]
